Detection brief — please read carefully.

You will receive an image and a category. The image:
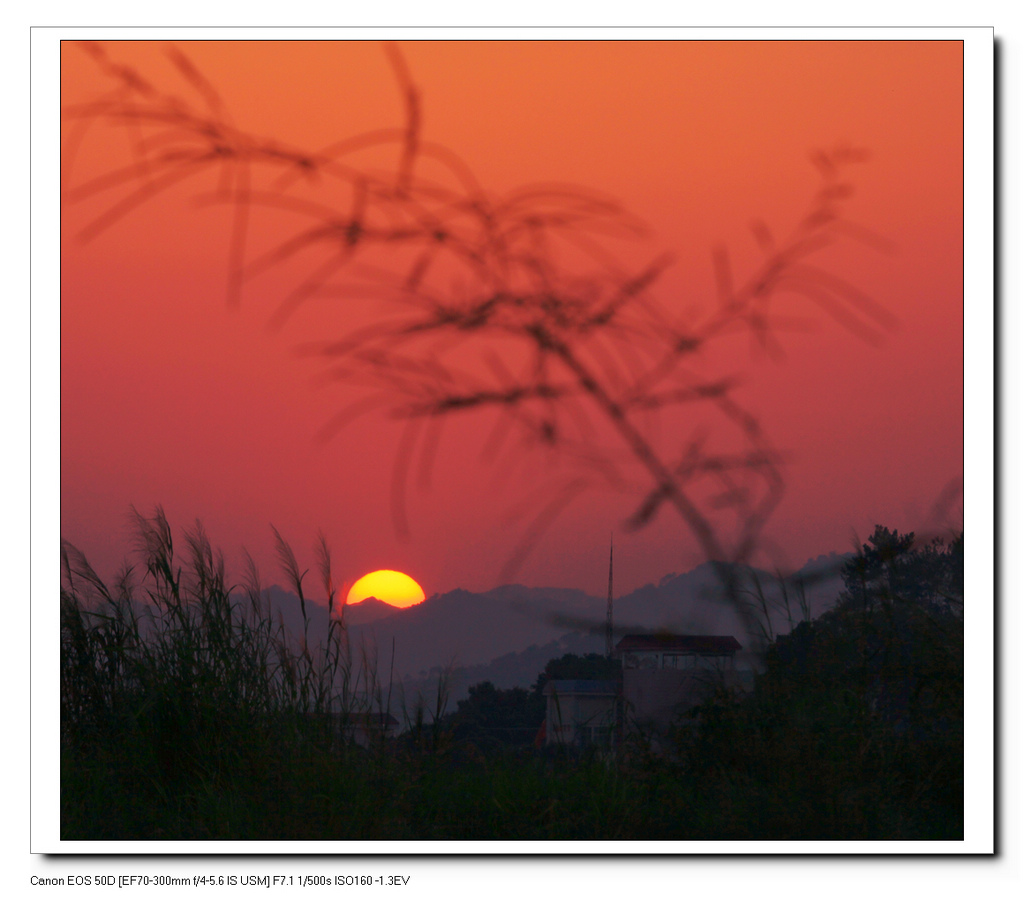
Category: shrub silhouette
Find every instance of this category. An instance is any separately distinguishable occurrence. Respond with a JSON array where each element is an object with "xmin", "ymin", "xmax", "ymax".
[{"xmin": 679, "ymin": 528, "xmax": 963, "ymax": 838}]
